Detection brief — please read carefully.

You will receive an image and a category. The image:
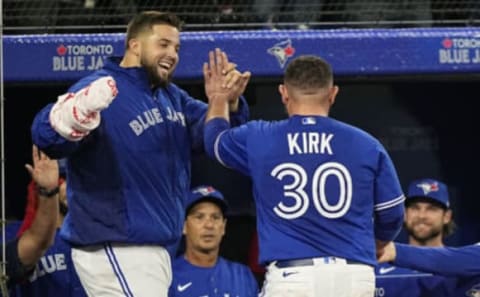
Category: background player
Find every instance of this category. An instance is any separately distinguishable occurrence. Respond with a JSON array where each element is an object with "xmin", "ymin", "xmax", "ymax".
[
  {"xmin": 30, "ymin": 11, "xmax": 250, "ymax": 297},
  {"xmin": 375, "ymin": 178, "xmax": 456, "ymax": 297},
  {"xmin": 203, "ymin": 53, "xmax": 405, "ymax": 297},
  {"xmin": 169, "ymin": 185, "xmax": 258, "ymax": 297},
  {"xmin": 2, "ymin": 145, "xmax": 59, "ymax": 289},
  {"xmin": 10, "ymin": 161, "xmax": 87, "ymax": 297}
]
